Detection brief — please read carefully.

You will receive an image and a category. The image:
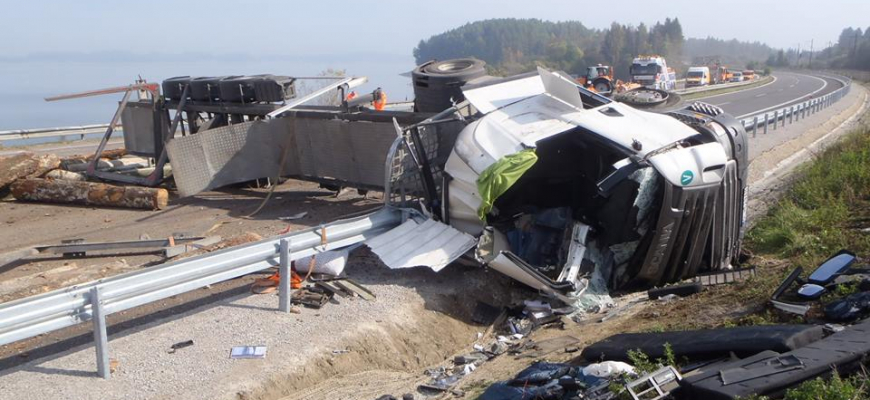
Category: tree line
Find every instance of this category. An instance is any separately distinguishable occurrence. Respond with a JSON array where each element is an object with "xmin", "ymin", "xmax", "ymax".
[
  {"xmin": 414, "ymin": 18, "xmax": 685, "ymax": 80},
  {"xmin": 415, "ymin": 18, "xmax": 870, "ymax": 79}
]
